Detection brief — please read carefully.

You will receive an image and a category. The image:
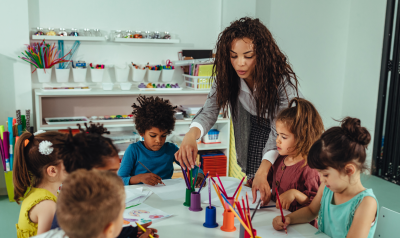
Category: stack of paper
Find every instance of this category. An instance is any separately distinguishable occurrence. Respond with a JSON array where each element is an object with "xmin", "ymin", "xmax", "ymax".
[{"xmin": 124, "ymin": 187, "xmax": 153, "ymax": 207}]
